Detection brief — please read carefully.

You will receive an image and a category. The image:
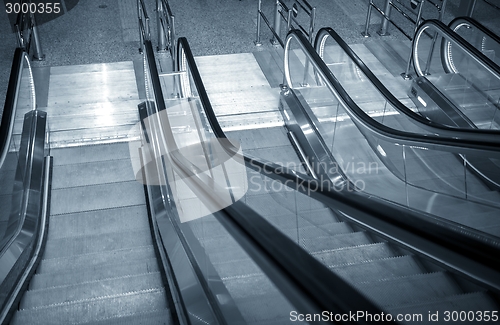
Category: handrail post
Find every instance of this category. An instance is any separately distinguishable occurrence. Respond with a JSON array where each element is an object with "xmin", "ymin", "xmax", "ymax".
[
  {"xmin": 157, "ymin": 0, "xmax": 166, "ymax": 52},
  {"xmin": 170, "ymin": 15, "xmax": 176, "ymax": 64},
  {"xmin": 31, "ymin": 13, "xmax": 44, "ymax": 61},
  {"xmin": 308, "ymin": 7, "xmax": 316, "ymax": 43},
  {"xmin": 438, "ymin": 0, "xmax": 449, "ymax": 21},
  {"xmin": 138, "ymin": 0, "xmax": 144, "ymax": 53},
  {"xmin": 377, "ymin": 0, "xmax": 392, "ymax": 36},
  {"xmin": 402, "ymin": 0, "xmax": 426, "ymax": 79},
  {"xmin": 255, "ymin": 0, "xmax": 262, "ymax": 46},
  {"xmin": 271, "ymin": 0, "xmax": 281, "ymax": 45},
  {"xmin": 362, "ymin": 0, "xmax": 374, "ymax": 37}
]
